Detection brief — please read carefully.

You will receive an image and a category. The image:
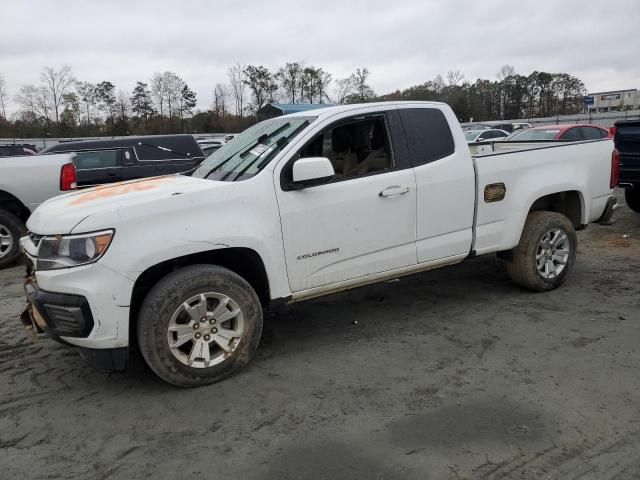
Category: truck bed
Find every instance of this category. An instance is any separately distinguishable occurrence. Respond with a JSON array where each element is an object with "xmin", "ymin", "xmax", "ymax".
[{"xmin": 470, "ymin": 138, "xmax": 615, "ymax": 255}]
